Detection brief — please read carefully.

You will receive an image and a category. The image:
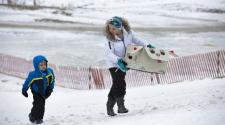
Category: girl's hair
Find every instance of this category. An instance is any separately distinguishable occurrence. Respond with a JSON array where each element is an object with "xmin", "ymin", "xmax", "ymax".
[{"xmin": 104, "ymin": 17, "xmax": 131, "ymax": 42}]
